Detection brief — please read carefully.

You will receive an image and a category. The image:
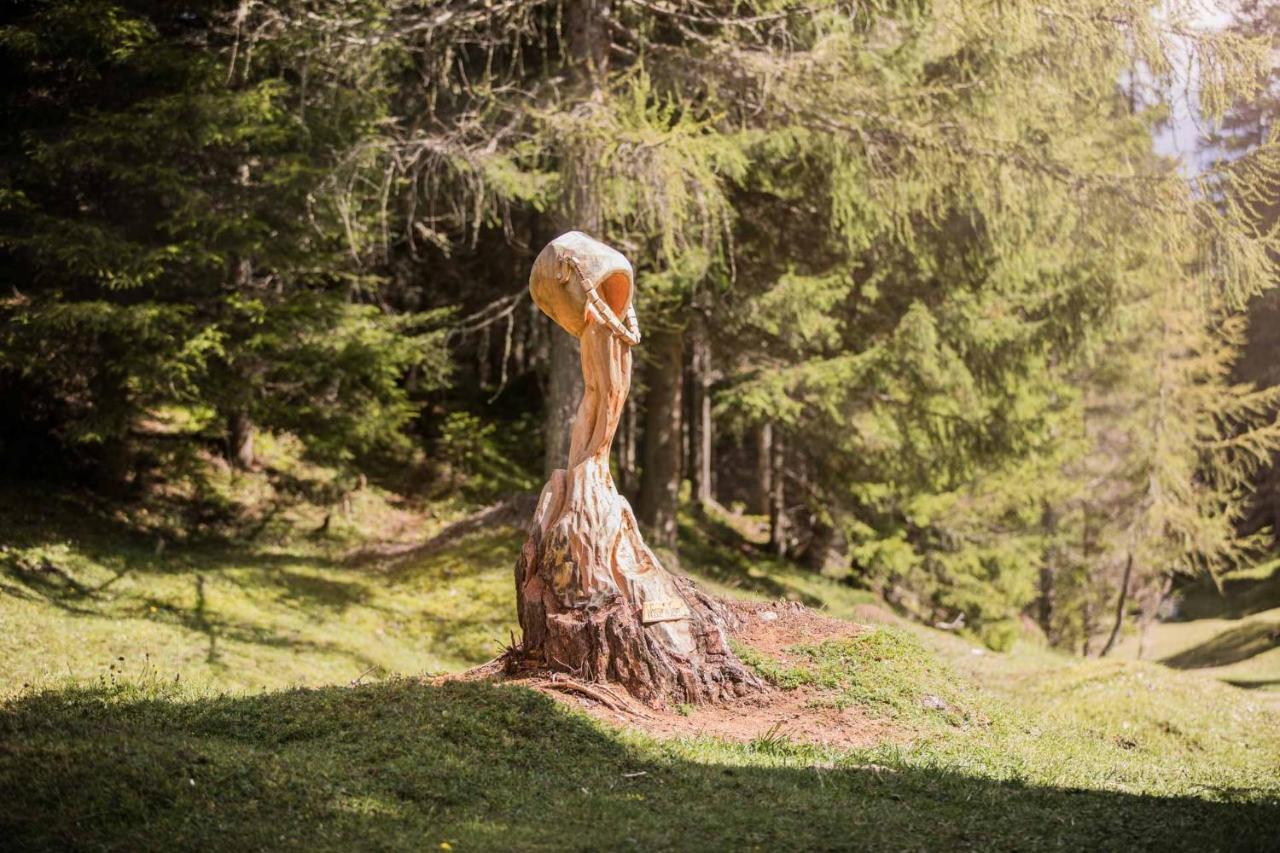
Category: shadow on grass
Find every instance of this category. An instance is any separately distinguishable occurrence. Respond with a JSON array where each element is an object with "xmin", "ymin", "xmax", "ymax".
[
  {"xmin": 1162, "ymin": 621, "xmax": 1280, "ymax": 670},
  {"xmin": 1, "ymin": 681, "xmax": 1274, "ymax": 852},
  {"xmin": 343, "ymin": 493, "xmax": 535, "ymax": 571},
  {"xmin": 0, "ymin": 531, "xmax": 518, "ymax": 676},
  {"xmin": 1, "ymin": 480, "xmax": 524, "ymax": 673},
  {"xmin": 1177, "ymin": 564, "xmax": 1280, "ymax": 621},
  {"xmin": 1222, "ymin": 678, "xmax": 1280, "ymax": 690}
]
